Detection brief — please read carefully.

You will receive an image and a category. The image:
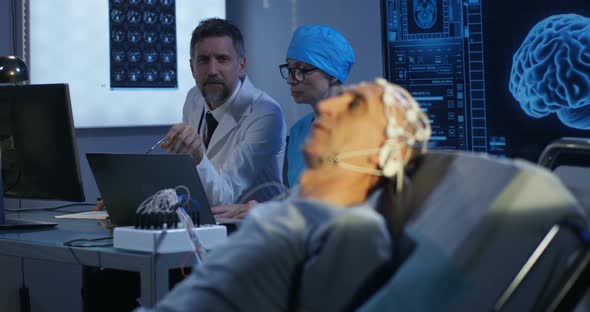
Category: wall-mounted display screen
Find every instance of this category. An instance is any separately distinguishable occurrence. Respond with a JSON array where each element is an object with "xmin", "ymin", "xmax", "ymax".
[
  {"xmin": 382, "ymin": 0, "xmax": 590, "ymax": 161},
  {"xmin": 108, "ymin": 0, "xmax": 178, "ymax": 88},
  {"xmin": 27, "ymin": 0, "xmax": 225, "ymax": 128}
]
